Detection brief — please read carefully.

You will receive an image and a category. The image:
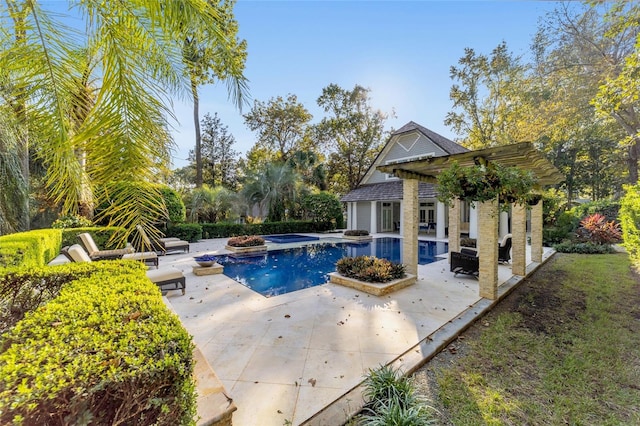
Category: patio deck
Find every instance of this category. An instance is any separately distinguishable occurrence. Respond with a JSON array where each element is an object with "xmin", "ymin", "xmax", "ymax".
[{"xmin": 161, "ymin": 232, "xmax": 554, "ymax": 426}]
